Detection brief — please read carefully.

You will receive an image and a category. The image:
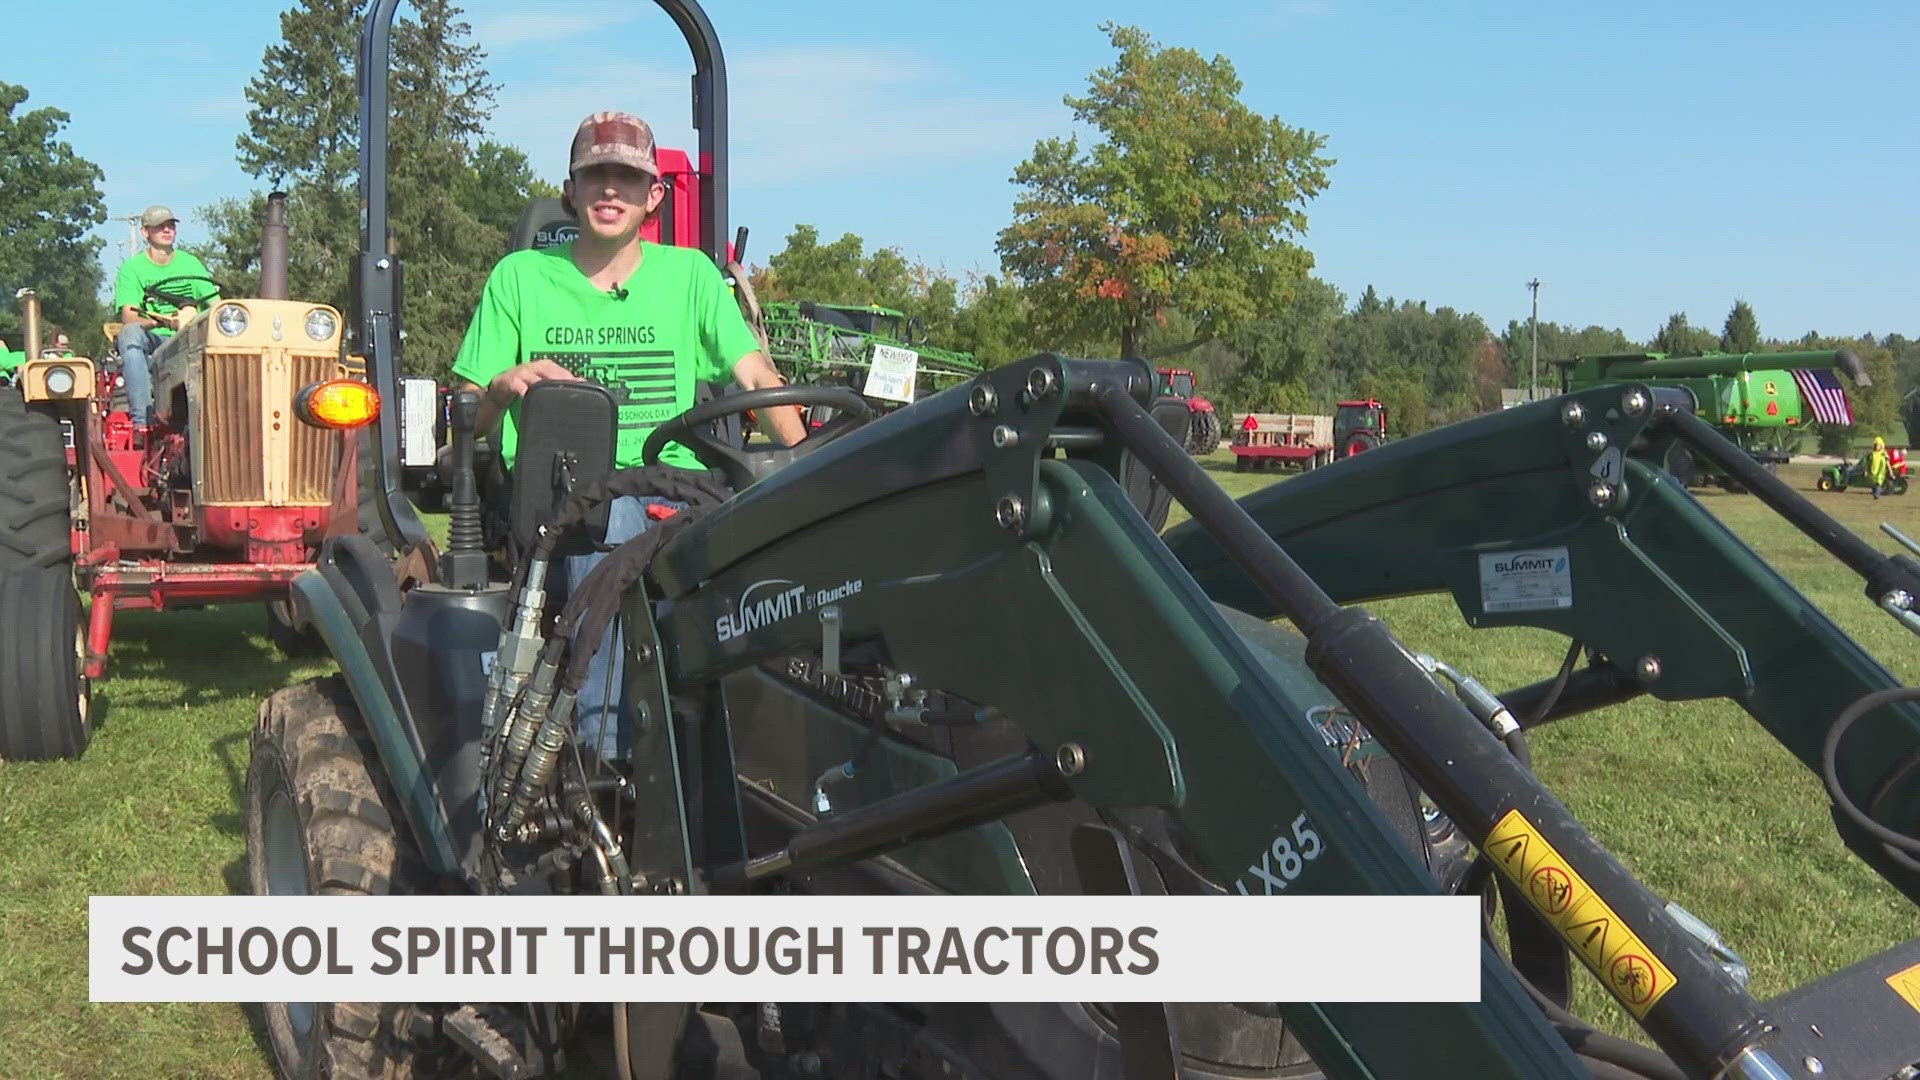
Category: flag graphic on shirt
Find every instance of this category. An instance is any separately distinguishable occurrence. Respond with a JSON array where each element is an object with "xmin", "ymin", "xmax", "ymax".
[
  {"xmin": 532, "ymin": 350, "xmax": 681, "ymax": 426},
  {"xmin": 1790, "ymin": 368, "xmax": 1853, "ymax": 426}
]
